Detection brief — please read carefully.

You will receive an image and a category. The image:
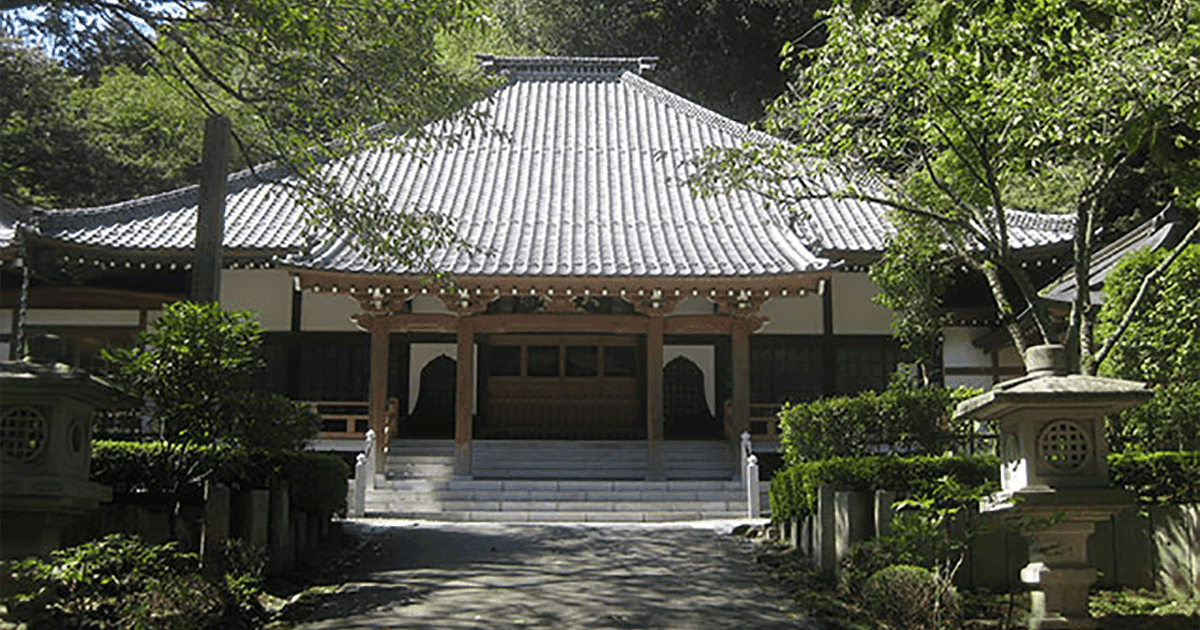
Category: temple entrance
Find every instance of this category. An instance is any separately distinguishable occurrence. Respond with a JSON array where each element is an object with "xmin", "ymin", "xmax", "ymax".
[
  {"xmin": 403, "ymin": 355, "xmax": 456, "ymax": 438},
  {"xmin": 663, "ymin": 356, "xmax": 722, "ymax": 439},
  {"xmin": 478, "ymin": 335, "xmax": 643, "ymax": 439}
]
